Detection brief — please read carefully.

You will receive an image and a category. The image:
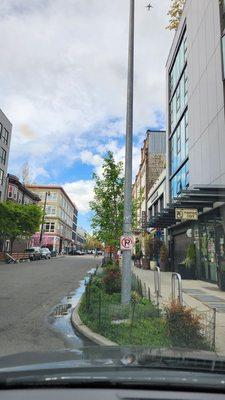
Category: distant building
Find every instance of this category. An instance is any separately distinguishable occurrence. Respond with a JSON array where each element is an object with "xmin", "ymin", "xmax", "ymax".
[
  {"xmin": 7, "ymin": 174, "xmax": 40, "ymax": 204},
  {"xmin": 0, "ymin": 110, "xmax": 12, "ymax": 201},
  {"xmin": 76, "ymin": 226, "xmax": 87, "ymax": 251},
  {"xmin": 27, "ymin": 185, "xmax": 78, "ymax": 253},
  {"xmin": 132, "ymin": 129, "xmax": 166, "ymax": 230},
  {"xmin": 0, "ymin": 175, "xmax": 41, "ymax": 252}
]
